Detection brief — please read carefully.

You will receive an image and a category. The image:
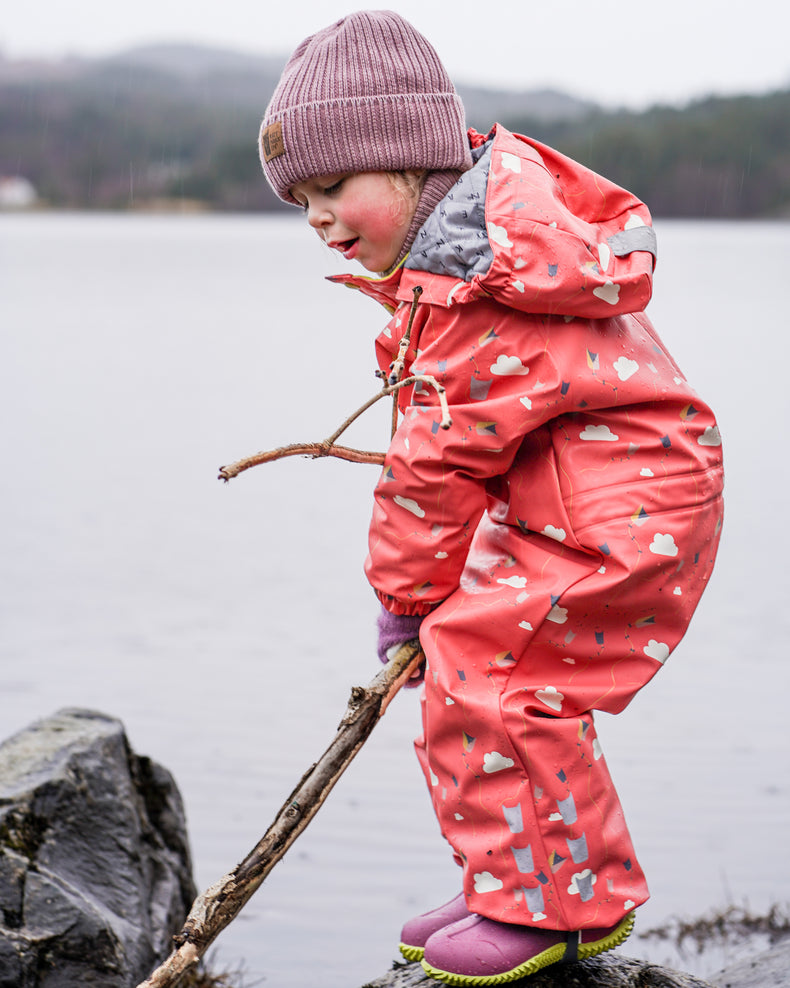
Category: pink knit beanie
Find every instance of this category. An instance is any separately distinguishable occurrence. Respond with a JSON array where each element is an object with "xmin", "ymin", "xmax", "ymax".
[{"xmin": 260, "ymin": 10, "xmax": 472, "ymax": 204}]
